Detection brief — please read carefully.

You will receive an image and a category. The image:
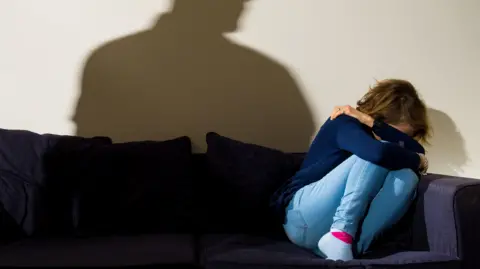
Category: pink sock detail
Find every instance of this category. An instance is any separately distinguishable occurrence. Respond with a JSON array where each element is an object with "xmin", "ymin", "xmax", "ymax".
[{"xmin": 331, "ymin": 231, "xmax": 353, "ymax": 244}]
